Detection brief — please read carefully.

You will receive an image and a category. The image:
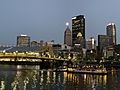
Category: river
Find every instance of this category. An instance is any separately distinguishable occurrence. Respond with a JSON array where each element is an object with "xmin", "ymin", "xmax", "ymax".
[{"xmin": 0, "ymin": 65, "xmax": 119, "ymax": 90}]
